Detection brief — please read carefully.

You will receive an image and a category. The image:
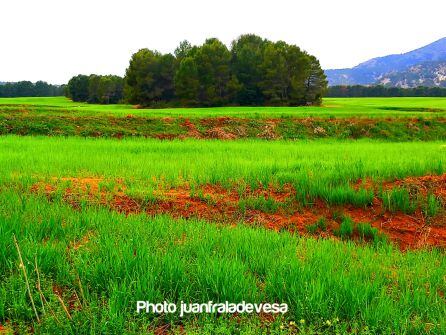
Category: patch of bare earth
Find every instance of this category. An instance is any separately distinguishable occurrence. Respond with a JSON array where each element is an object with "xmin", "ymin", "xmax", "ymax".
[
  {"xmin": 200, "ymin": 117, "xmax": 241, "ymax": 140},
  {"xmin": 31, "ymin": 174, "xmax": 446, "ymax": 250},
  {"xmin": 205, "ymin": 127, "xmax": 237, "ymax": 139},
  {"xmin": 181, "ymin": 119, "xmax": 202, "ymax": 139},
  {"xmin": 258, "ymin": 120, "xmax": 280, "ymax": 139},
  {"xmin": 383, "ymin": 174, "xmax": 446, "ymax": 199}
]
